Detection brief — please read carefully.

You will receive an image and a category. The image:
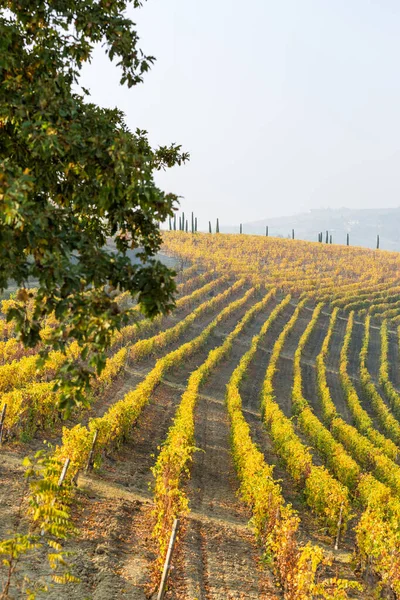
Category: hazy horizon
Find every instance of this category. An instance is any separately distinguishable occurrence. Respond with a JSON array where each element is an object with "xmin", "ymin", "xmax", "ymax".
[{"xmin": 80, "ymin": 1, "xmax": 400, "ymax": 228}]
